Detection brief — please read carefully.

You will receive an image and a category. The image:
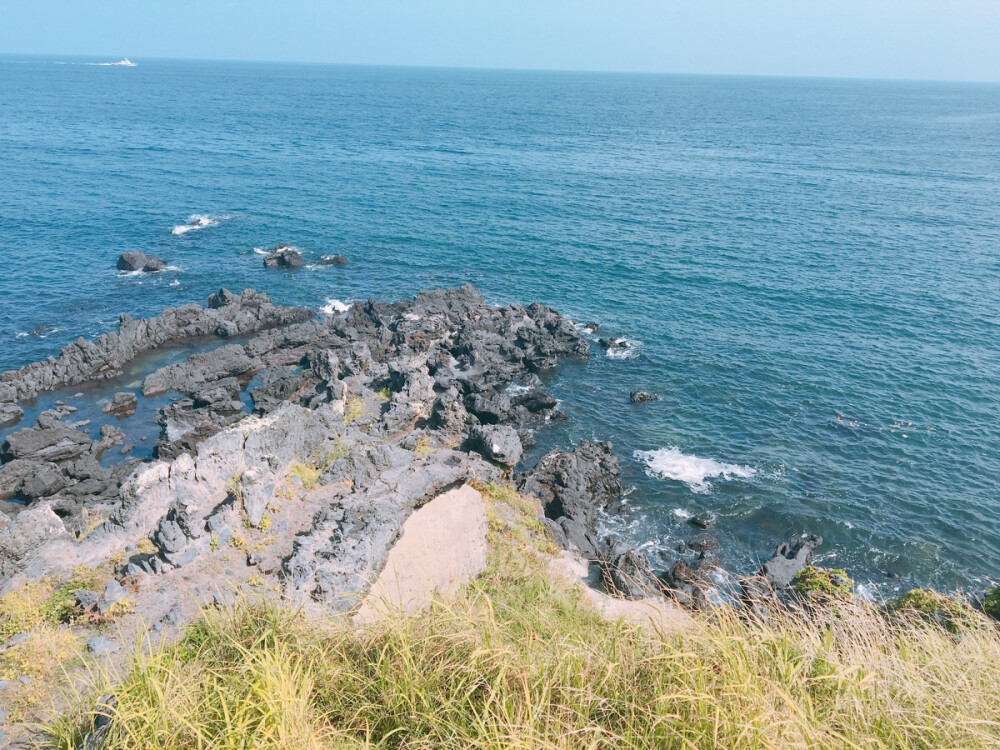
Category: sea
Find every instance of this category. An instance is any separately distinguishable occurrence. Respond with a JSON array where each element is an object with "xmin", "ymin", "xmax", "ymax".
[{"xmin": 1, "ymin": 56, "xmax": 999, "ymax": 595}]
